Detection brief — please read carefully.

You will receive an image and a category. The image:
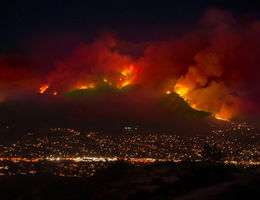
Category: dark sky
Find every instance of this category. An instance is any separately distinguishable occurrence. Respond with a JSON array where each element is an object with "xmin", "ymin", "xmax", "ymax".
[{"xmin": 1, "ymin": 0, "xmax": 260, "ymax": 50}]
